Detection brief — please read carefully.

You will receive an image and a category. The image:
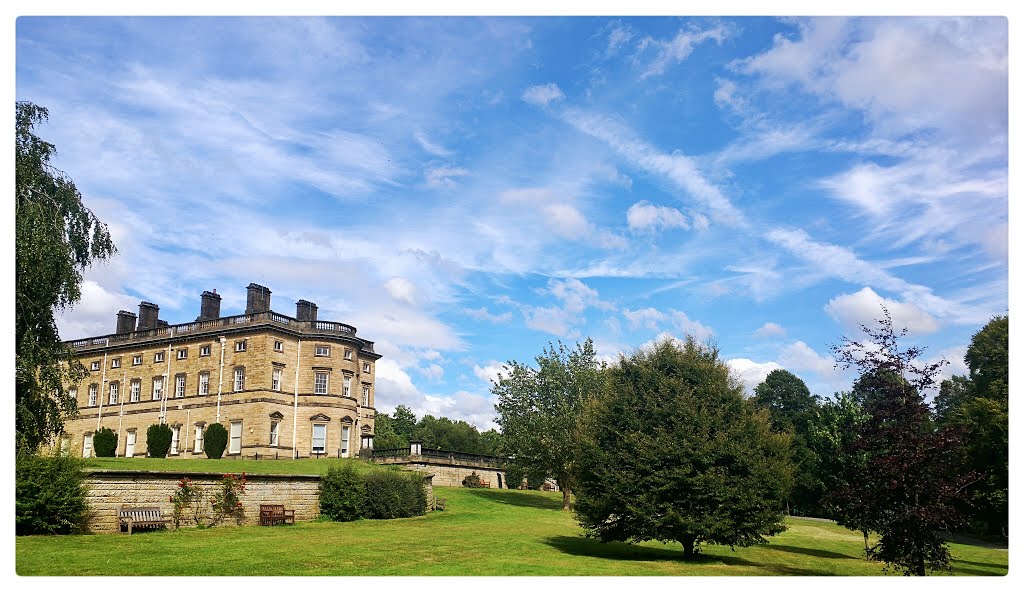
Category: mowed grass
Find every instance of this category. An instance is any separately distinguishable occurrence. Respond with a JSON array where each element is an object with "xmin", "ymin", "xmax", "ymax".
[
  {"xmin": 80, "ymin": 456, "xmax": 377, "ymax": 475},
  {"xmin": 16, "ymin": 486, "xmax": 1007, "ymax": 576}
]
